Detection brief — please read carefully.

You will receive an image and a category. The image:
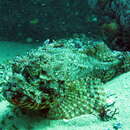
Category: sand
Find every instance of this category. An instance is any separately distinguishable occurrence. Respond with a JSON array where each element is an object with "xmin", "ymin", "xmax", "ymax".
[
  {"xmin": 0, "ymin": 41, "xmax": 39, "ymax": 63},
  {"xmin": 0, "ymin": 41, "xmax": 130, "ymax": 130}
]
